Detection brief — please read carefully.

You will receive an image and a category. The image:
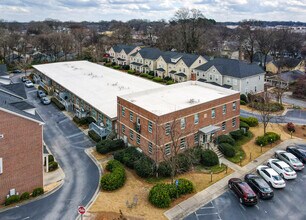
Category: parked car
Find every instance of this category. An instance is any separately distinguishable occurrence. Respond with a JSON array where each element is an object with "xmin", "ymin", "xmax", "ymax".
[
  {"xmin": 267, "ymin": 159, "xmax": 297, "ymax": 180},
  {"xmin": 228, "ymin": 178, "xmax": 258, "ymax": 205},
  {"xmin": 37, "ymin": 90, "xmax": 46, "ymax": 98},
  {"xmin": 244, "ymin": 174, "xmax": 274, "ymax": 199},
  {"xmin": 25, "ymin": 80, "xmax": 34, "ymax": 88},
  {"xmin": 41, "ymin": 97, "xmax": 51, "ymax": 105},
  {"xmin": 286, "ymin": 146, "xmax": 306, "ymax": 163},
  {"xmin": 275, "ymin": 150, "xmax": 304, "ymax": 171},
  {"xmin": 21, "ymin": 76, "xmax": 27, "ymax": 82},
  {"xmin": 12, "ymin": 69, "xmax": 22, "ymax": 74},
  {"xmin": 257, "ymin": 165, "xmax": 286, "ymax": 189}
]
